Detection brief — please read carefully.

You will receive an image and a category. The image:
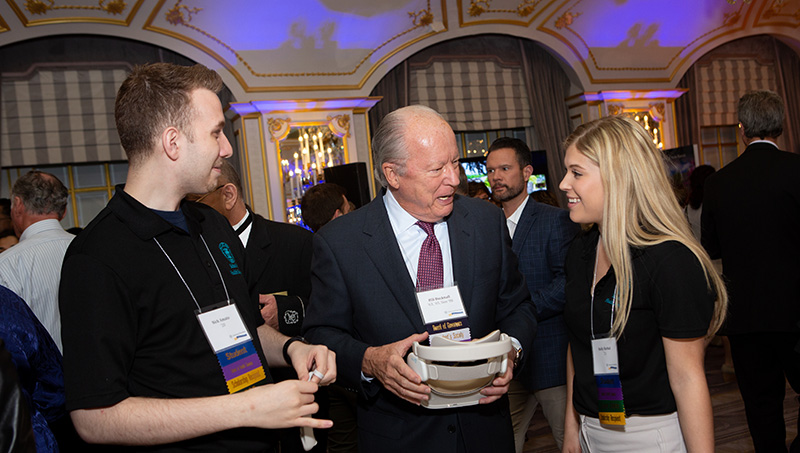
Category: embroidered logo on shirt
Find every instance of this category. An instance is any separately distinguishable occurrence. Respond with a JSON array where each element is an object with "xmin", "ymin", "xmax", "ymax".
[{"xmin": 218, "ymin": 242, "xmax": 242, "ymax": 275}]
